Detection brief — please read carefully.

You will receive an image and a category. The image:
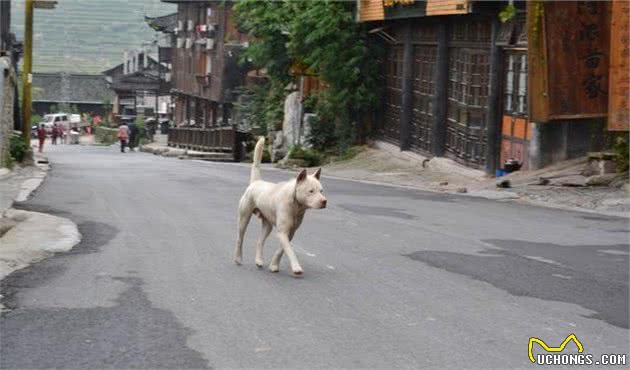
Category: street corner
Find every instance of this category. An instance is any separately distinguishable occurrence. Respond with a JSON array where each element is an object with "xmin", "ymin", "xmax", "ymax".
[{"xmin": 0, "ymin": 208, "xmax": 81, "ymax": 282}]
